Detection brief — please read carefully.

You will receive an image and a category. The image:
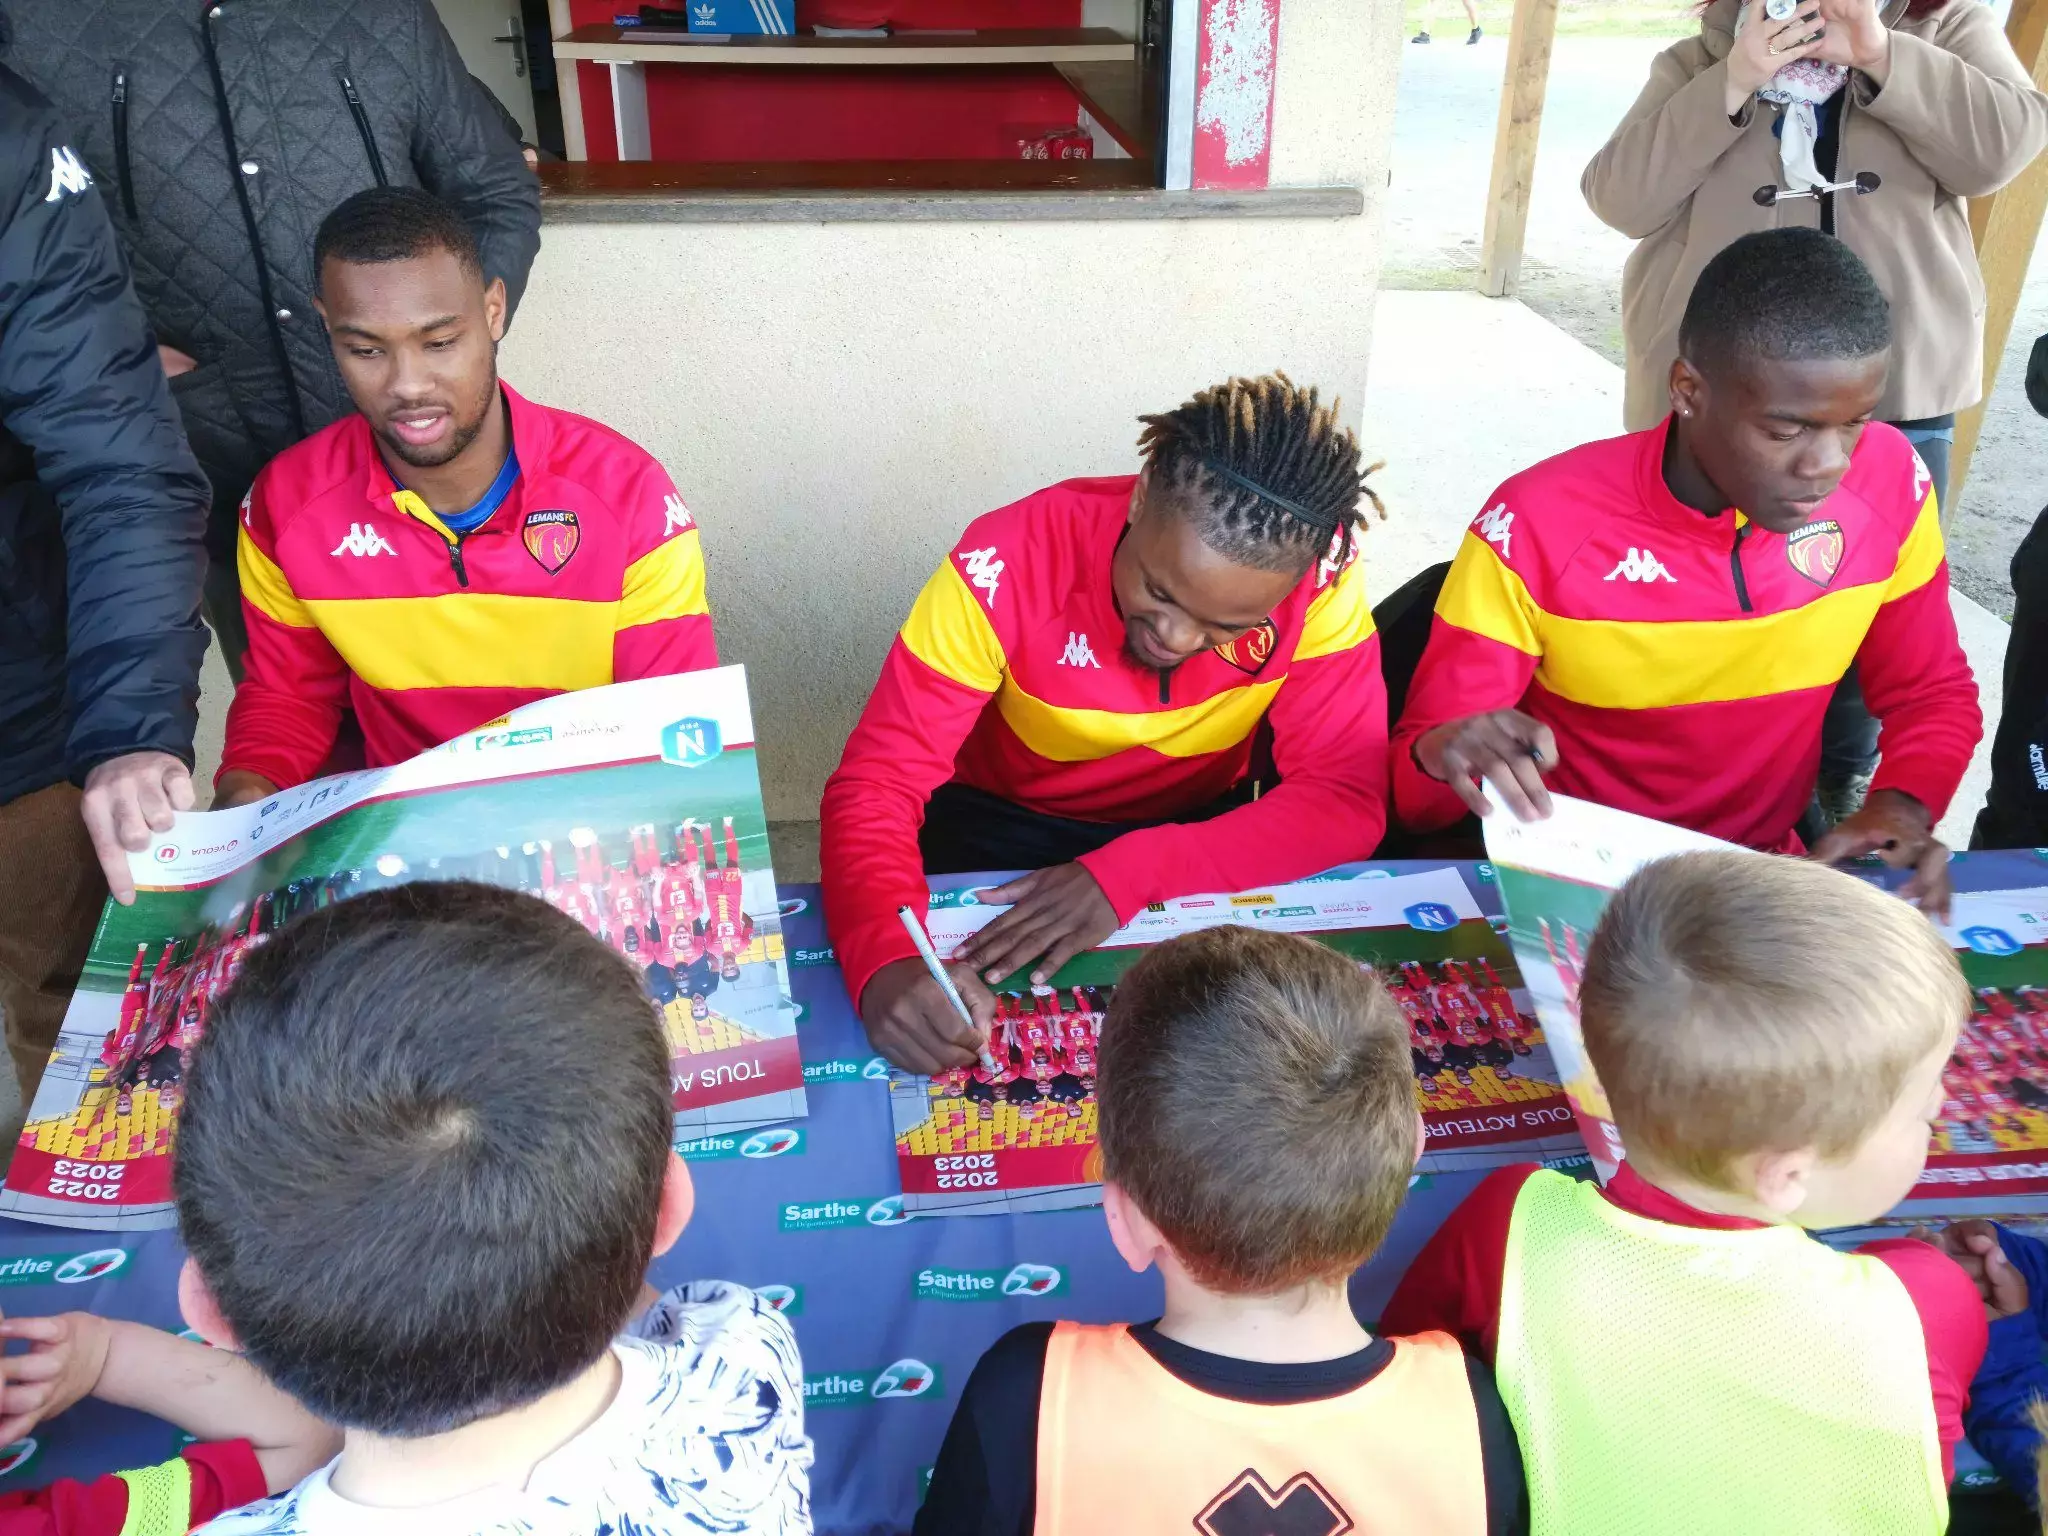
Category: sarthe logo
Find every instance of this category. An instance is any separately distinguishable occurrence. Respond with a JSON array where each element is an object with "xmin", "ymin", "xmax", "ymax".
[
  {"xmin": 753, "ymin": 1283, "xmax": 803, "ymax": 1315},
  {"xmin": 53, "ymin": 1249, "xmax": 128, "ymax": 1284},
  {"xmin": 675, "ymin": 1127, "xmax": 805, "ymax": 1161},
  {"xmin": 331, "ymin": 522, "xmax": 397, "ymax": 558},
  {"xmin": 915, "ymin": 1261, "xmax": 1067, "ymax": 1301},
  {"xmin": 871, "ymin": 1358, "xmax": 939, "ymax": 1398},
  {"xmin": 779, "ymin": 1193, "xmax": 913, "ymax": 1231}
]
